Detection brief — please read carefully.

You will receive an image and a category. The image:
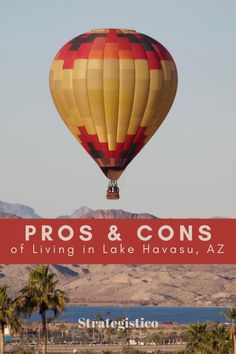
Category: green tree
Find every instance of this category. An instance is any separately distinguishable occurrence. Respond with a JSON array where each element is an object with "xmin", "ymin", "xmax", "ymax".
[
  {"xmin": 185, "ymin": 322, "xmax": 208, "ymax": 354},
  {"xmin": 224, "ymin": 307, "xmax": 236, "ymax": 354},
  {"xmin": 209, "ymin": 324, "xmax": 232, "ymax": 354},
  {"xmin": 185, "ymin": 321, "xmax": 233, "ymax": 354},
  {"xmin": 0, "ymin": 284, "xmax": 21, "ymax": 354},
  {"xmin": 18, "ymin": 265, "xmax": 68, "ymax": 354}
]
